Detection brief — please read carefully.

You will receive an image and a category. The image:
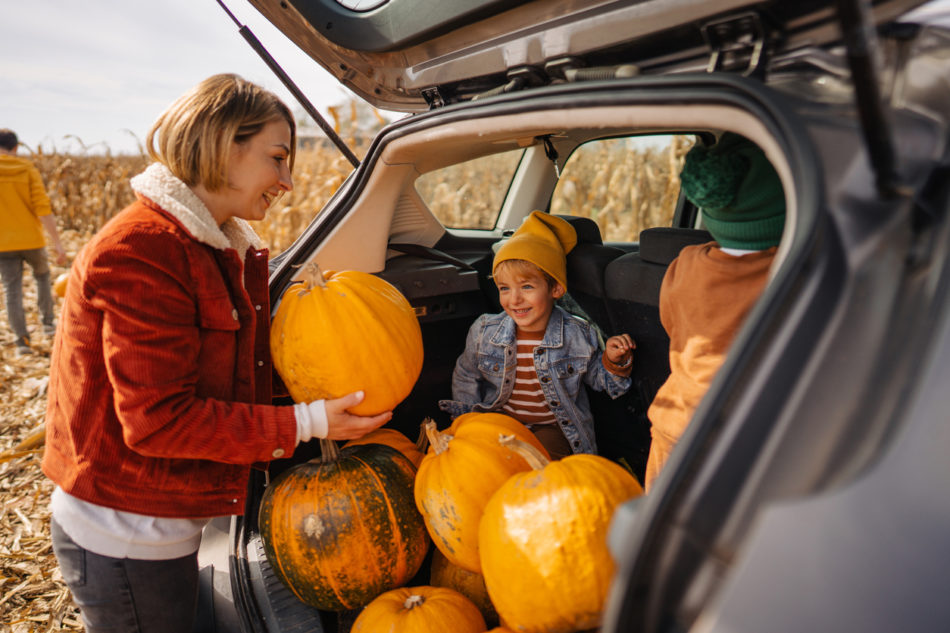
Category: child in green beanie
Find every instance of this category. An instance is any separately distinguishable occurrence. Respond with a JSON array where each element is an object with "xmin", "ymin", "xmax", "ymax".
[
  {"xmin": 644, "ymin": 132, "xmax": 785, "ymax": 491},
  {"xmin": 439, "ymin": 211, "xmax": 635, "ymax": 459}
]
